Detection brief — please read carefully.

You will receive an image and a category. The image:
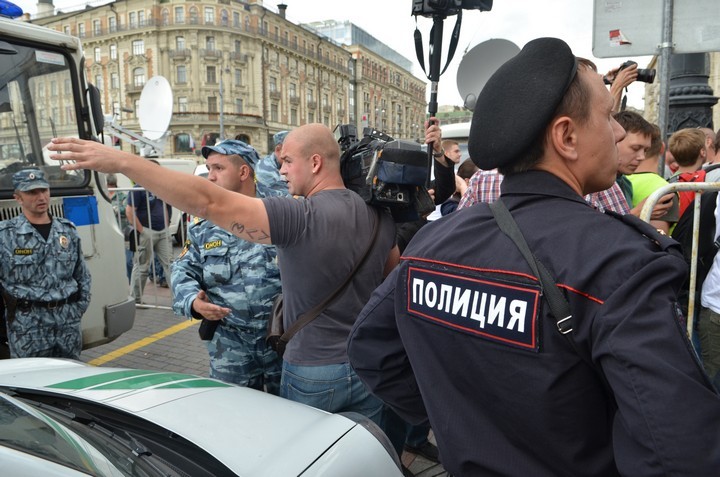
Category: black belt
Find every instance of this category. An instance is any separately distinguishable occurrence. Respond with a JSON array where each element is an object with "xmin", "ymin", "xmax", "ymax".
[{"xmin": 16, "ymin": 292, "xmax": 80, "ymax": 311}]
